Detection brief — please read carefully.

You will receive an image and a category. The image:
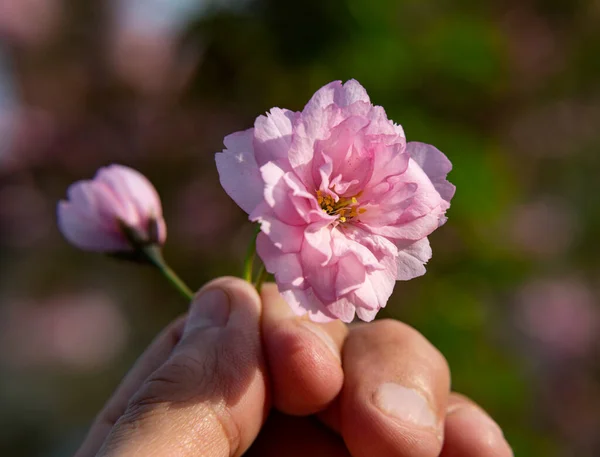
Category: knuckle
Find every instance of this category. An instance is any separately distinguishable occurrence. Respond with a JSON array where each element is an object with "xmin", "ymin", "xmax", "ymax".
[
  {"xmin": 119, "ymin": 396, "xmax": 169, "ymax": 428},
  {"xmin": 133, "ymin": 351, "xmax": 219, "ymax": 406},
  {"xmin": 113, "ymin": 350, "xmax": 241, "ymax": 456},
  {"xmin": 354, "ymin": 318, "xmax": 450, "ymax": 380}
]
